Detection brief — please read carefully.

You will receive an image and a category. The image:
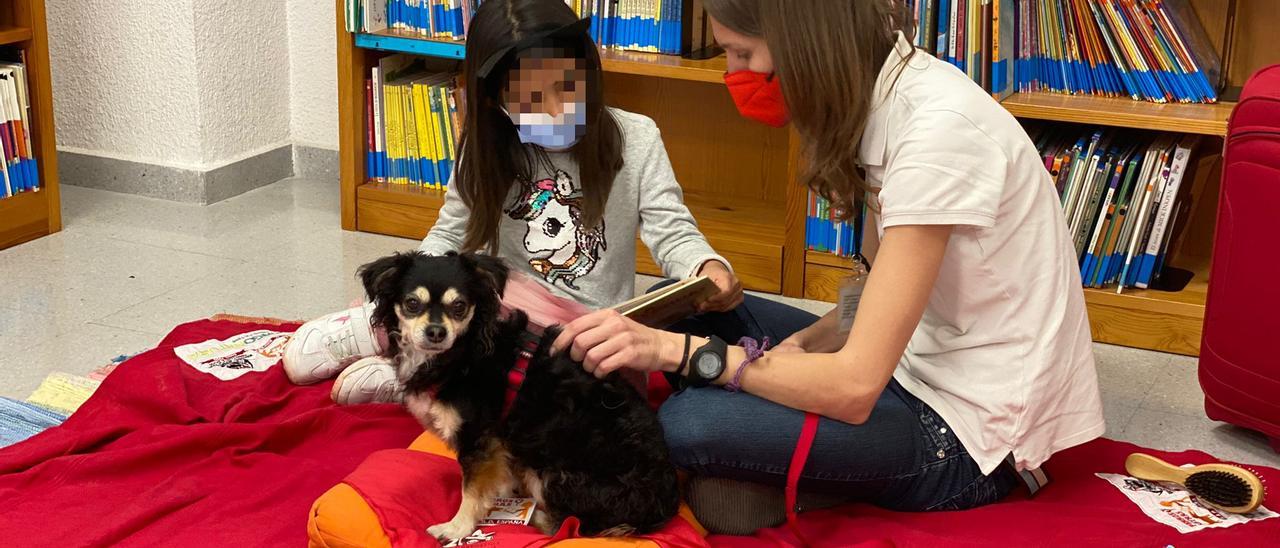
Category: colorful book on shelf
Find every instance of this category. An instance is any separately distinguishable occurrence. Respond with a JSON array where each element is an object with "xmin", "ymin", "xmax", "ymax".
[
  {"xmin": 367, "ymin": 55, "xmax": 459, "ymax": 189},
  {"xmin": 0, "ymin": 61, "xmax": 37, "ymax": 198},
  {"xmin": 1028, "ymin": 125, "xmax": 1202, "ymax": 293},
  {"xmin": 1135, "ymin": 134, "xmax": 1198, "ymax": 288},
  {"xmin": 365, "ymin": 78, "xmax": 378, "ymax": 181},
  {"xmin": 410, "ymin": 79, "xmax": 436, "ymax": 187},
  {"xmin": 1015, "ymin": 0, "xmax": 1218, "ymax": 103}
]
